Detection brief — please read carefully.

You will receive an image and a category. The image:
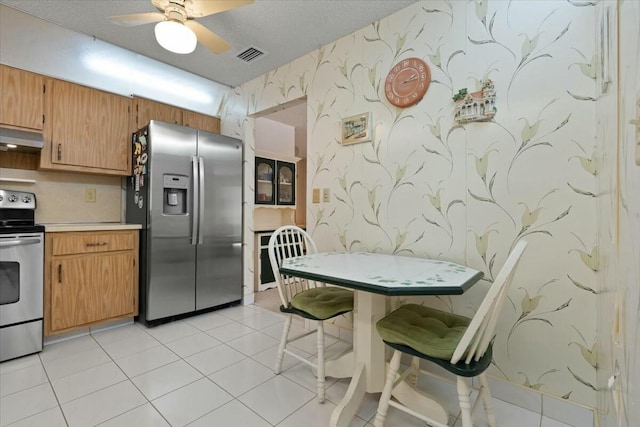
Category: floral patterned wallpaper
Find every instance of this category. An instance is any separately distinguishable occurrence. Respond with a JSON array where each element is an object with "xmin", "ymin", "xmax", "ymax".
[
  {"xmin": 596, "ymin": 1, "xmax": 640, "ymax": 426},
  {"xmin": 221, "ymin": 0, "xmax": 601, "ymax": 408}
]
